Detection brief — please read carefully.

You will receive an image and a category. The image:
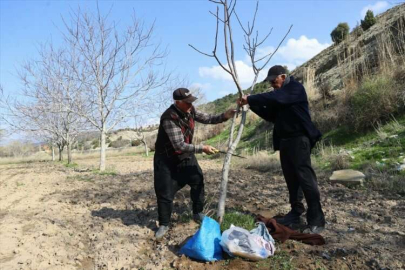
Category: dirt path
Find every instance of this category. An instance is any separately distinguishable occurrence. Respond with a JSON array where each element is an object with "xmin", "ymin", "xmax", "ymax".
[{"xmin": 0, "ymin": 155, "xmax": 404, "ymax": 269}]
